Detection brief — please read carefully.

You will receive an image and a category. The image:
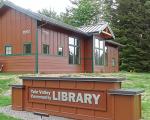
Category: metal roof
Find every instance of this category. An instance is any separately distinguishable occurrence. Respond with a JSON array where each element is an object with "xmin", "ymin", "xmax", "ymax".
[
  {"xmin": 79, "ymin": 22, "xmax": 115, "ymax": 39},
  {"xmin": 0, "ymin": 0, "xmax": 89, "ymax": 36},
  {"xmin": 79, "ymin": 22, "xmax": 107, "ymax": 33}
]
